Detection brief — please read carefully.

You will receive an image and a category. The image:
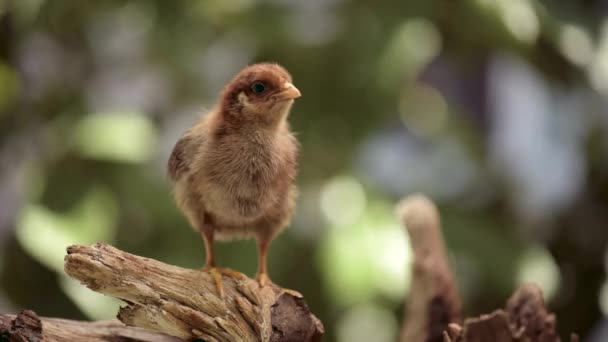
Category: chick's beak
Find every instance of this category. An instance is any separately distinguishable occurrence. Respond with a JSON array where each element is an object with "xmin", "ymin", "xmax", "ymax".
[{"xmin": 276, "ymin": 82, "xmax": 301, "ymax": 101}]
